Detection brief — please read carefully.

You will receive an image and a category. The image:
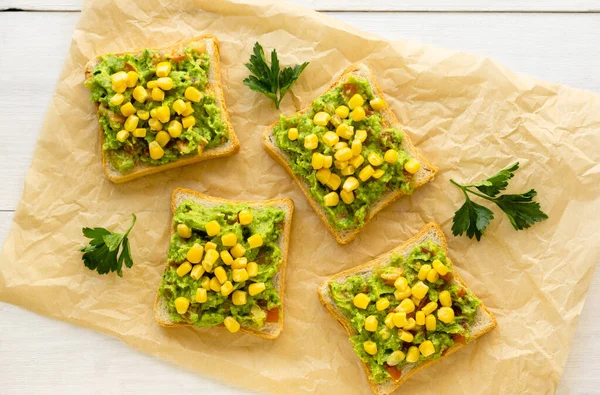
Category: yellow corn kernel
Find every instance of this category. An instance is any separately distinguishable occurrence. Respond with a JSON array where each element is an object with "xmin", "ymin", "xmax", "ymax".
[
  {"xmin": 132, "ymin": 128, "xmax": 146, "ymax": 138},
  {"xmin": 156, "ymin": 61, "xmax": 172, "ymax": 77},
  {"xmin": 182, "ymin": 115, "xmax": 196, "ymax": 129},
  {"xmin": 323, "ymin": 155, "xmax": 333, "ymax": 168},
  {"xmin": 348, "ymin": 93, "xmax": 364, "ymax": 110},
  {"xmin": 116, "ymin": 130, "xmax": 129, "ymax": 143},
  {"xmin": 202, "ymin": 259, "xmax": 214, "ymax": 273},
  {"xmin": 403, "ymin": 318, "xmax": 416, "ymax": 331},
  {"xmin": 373, "ymin": 169, "xmax": 385, "ymax": 179},
  {"xmin": 341, "ymin": 165, "xmax": 355, "ymax": 176},
  {"xmin": 232, "ymin": 290, "xmax": 247, "ymax": 306},
  {"xmin": 432, "ymin": 259, "xmax": 449, "ymax": 276},
  {"xmin": 316, "ymin": 168, "xmax": 331, "ymax": 185},
  {"xmin": 223, "ymin": 316, "xmax": 240, "ymax": 333},
  {"xmin": 387, "ymin": 350, "xmax": 405, "ymax": 366},
  {"xmin": 221, "ymin": 232, "xmax": 237, "ymax": 247},
  {"xmin": 351, "ymin": 106, "xmax": 366, "ymax": 122},
  {"xmin": 111, "ymin": 71, "xmax": 128, "ymax": 93},
  {"xmin": 155, "ymin": 105, "xmax": 170, "ymax": 123},
  {"xmin": 427, "ymin": 268, "xmax": 440, "ymax": 283},
  {"xmin": 230, "ymin": 243, "xmax": 246, "ymax": 259},
  {"xmin": 395, "ymin": 288, "xmax": 412, "ymax": 301},
  {"xmin": 358, "ymin": 165, "xmax": 375, "ymax": 182},
  {"xmin": 185, "ymin": 87, "xmax": 203, "ymax": 102},
  {"xmin": 411, "ymin": 296, "xmax": 422, "ymax": 307},
  {"xmin": 131, "ymin": 87, "xmax": 147, "ymax": 105},
  {"xmin": 399, "ymin": 330, "xmax": 414, "ymax": 343},
  {"xmin": 418, "ymin": 264, "xmax": 432, "ymax": 281},
  {"xmin": 248, "ymin": 282, "xmax": 266, "ymax": 296},
  {"xmin": 177, "ymin": 223, "xmax": 192, "ymax": 238},
  {"xmin": 247, "ymin": 261, "xmax": 258, "ymax": 277},
  {"xmin": 148, "ymin": 118, "xmax": 163, "ymax": 131},
  {"xmin": 176, "ymin": 261, "xmax": 192, "ymax": 277},
  {"xmin": 149, "ymin": 141, "xmax": 164, "ymax": 159},
  {"xmin": 190, "ymin": 264, "xmax": 205, "ymax": 280},
  {"xmin": 155, "ymin": 131, "xmax": 170, "ymax": 147},
  {"xmin": 380, "ymin": 269, "xmax": 403, "ymax": 283},
  {"xmin": 125, "ymin": 71, "xmax": 138, "ymax": 88},
  {"xmin": 209, "ymin": 277, "xmax": 221, "ymax": 292},
  {"xmin": 287, "ymin": 127, "xmax": 298, "ymax": 141},
  {"xmin": 343, "ymin": 176, "xmax": 359, "ymax": 192},
  {"xmin": 120, "ymin": 102, "xmax": 136, "ymax": 117},
  {"xmin": 393, "ymin": 312, "xmax": 408, "ymax": 328},
  {"xmin": 313, "ymin": 111, "xmax": 330, "ymax": 126},
  {"xmin": 312, "ymin": 152, "xmax": 325, "ymax": 169},
  {"xmin": 182, "ymin": 101, "xmax": 194, "ymax": 116},
  {"xmin": 205, "ymin": 220, "xmax": 220, "ymax": 236},
  {"xmin": 213, "ymin": 266, "xmax": 227, "ymax": 284},
  {"xmin": 124, "ymin": 115, "xmax": 139, "ymax": 132},
  {"xmin": 438, "ymin": 307, "xmax": 455, "ymax": 324},
  {"xmin": 350, "ymin": 155, "xmax": 365, "ymax": 168},
  {"xmin": 326, "ymin": 173, "xmax": 342, "ymax": 190},
  {"xmin": 340, "ymin": 189, "xmax": 354, "ymax": 205},
  {"xmin": 399, "ymin": 298, "xmax": 415, "ymax": 314},
  {"xmin": 368, "ymin": 152, "xmax": 383, "ymax": 166},
  {"xmin": 172, "ymin": 99, "xmax": 186, "ymax": 115},
  {"xmin": 168, "ymin": 120, "xmax": 183, "ymax": 138},
  {"xmin": 353, "ymin": 293, "xmax": 370, "ymax": 309},
  {"xmin": 204, "ymin": 242, "xmax": 216, "ymax": 251},
  {"xmin": 355, "ymin": 129, "xmax": 367, "ymax": 143},
  {"xmin": 221, "ymin": 281, "xmax": 234, "ymax": 296},
  {"xmin": 335, "ymin": 105, "xmax": 350, "ymax": 119},
  {"xmin": 152, "ymin": 87, "xmax": 165, "ymax": 101},
  {"xmin": 426, "ymin": 315, "xmax": 437, "ymax": 332},
  {"xmin": 237, "ymin": 210, "xmax": 253, "ymax": 225},
  {"xmin": 186, "ymin": 243, "xmax": 204, "ymax": 264},
  {"xmin": 439, "ymin": 290, "xmax": 452, "ymax": 307},
  {"xmin": 406, "ymin": 346, "xmax": 420, "ymax": 363},
  {"xmin": 373, "ymin": 298, "xmax": 389, "ymax": 312},
  {"xmin": 216, "ymin": 252, "xmax": 231, "ymax": 267},
  {"xmin": 248, "ymin": 234, "xmax": 263, "ymax": 249},
  {"xmin": 322, "ymin": 131, "xmax": 339, "ymax": 146},
  {"xmin": 370, "ymin": 97, "xmax": 386, "ymax": 111},
  {"xmin": 232, "ymin": 257, "xmax": 247, "ymax": 269},
  {"xmin": 194, "ymin": 287, "xmax": 208, "ymax": 303},
  {"xmin": 203, "ymin": 249, "xmax": 218, "ymax": 266},
  {"xmin": 394, "ymin": 276, "xmax": 409, "ymax": 291},
  {"xmin": 384, "ymin": 312, "xmax": 395, "ymax": 329},
  {"xmin": 411, "ymin": 281, "xmax": 429, "ymax": 300},
  {"xmin": 336, "ymin": 123, "xmax": 354, "ymax": 140},
  {"xmin": 110, "ymin": 93, "xmax": 124, "ymax": 106},
  {"xmin": 200, "ymin": 276, "xmax": 210, "ymax": 290},
  {"xmin": 334, "ymin": 160, "xmax": 348, "ymax": 170},
  {"xmin": 351, "ymin": 139, "xmax": 362, "ymax": 156},
  {"xmin": 157, "ymin": 77, "xmax": 173, "ymax": 91},
  {"xmin": 333, "ymin": 142, "xmax": 349, "ymax": 152},
  {"xmin": 363, "ymin": 340, "xmax": 377, "ymax": 356},
  {"xmin": 422, "ymin": 301, "xmax": 438, "ymax": 316},
  {"xmin": 147, "ymin": 80, "xmax": 158, "ymax": 89},
  {"xmin": 304, "ymin": 134, "xmax": 318, "ymax": 150},
  {"xmin": 174, "ymin": 297, "xmax": 190, "ymax": 314},
  {"xmin": 364, "ymin": 315, "xmax": 378, "ymax": 332},
  {"xmin": 137, "ymin": 109, "xmax": 150, "ymax": 120},
  {"xmin": 379, "ymin": 327, "xmax": 391, "ymax": 340},
  {"xmin": 324, "ymin": 192, "xmax": 339, "ymax": 207},
  {"xmin": 415, "ymin": 311, "xmax": 426, "ymax": 326},
  {"xmin": 384, "ymin": 149, "xmax": 399, "ymax": 164},
  {"xmin": 419, "ymin": 340, "xmax": 435, "ymax": 357},
  {"xmin": 404, "ymin": 158, "xmax": 421, "ymax": 174}
]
